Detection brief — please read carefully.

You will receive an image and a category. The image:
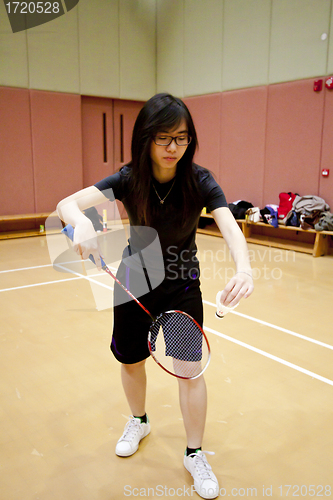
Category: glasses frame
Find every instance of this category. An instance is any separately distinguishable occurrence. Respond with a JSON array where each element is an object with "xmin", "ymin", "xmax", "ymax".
[{"xmin": 152, "ymin": 134, "xmax": 192, "ymax": 147}]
